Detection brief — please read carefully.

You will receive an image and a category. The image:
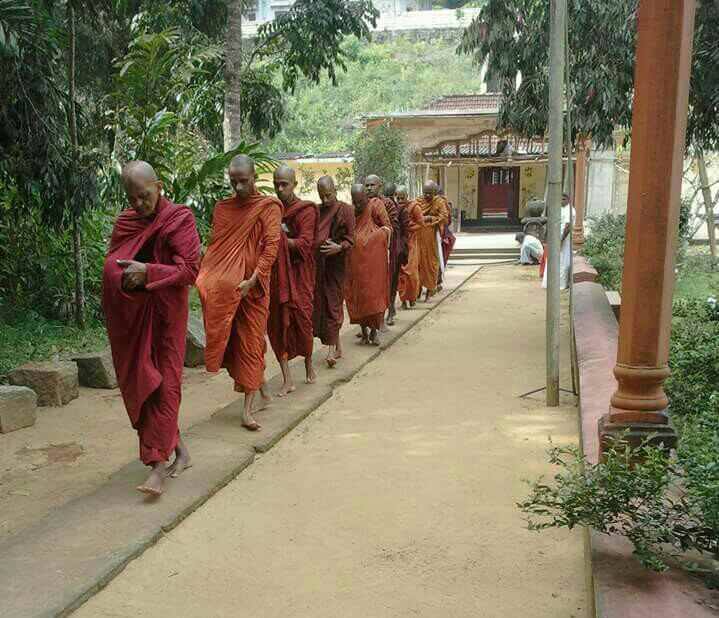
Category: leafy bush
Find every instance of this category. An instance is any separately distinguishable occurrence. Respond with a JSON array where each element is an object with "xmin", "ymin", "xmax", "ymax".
[
  {"xmin": 583, "ymin": 213, "xmax": 626, "ymax": 290},
  {"xmin": 520, "ymin": 438, "xmax": 718, "ymax": 576}
]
